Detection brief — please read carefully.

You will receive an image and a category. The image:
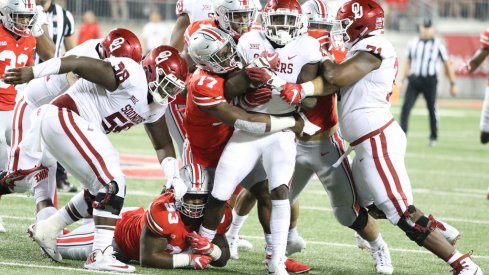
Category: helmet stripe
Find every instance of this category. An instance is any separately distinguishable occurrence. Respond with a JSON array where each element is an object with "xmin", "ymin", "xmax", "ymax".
[
  {"xmin": 315, "ymin": 0, "xmax": 326, "ymax": 19},
  {"xmin": 199, "ymin": 28, "xmax": 224, "ymax": 42},
  {"xmin": 192, "ymin": 163, "xmax": 201, "ymax": 189}
]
